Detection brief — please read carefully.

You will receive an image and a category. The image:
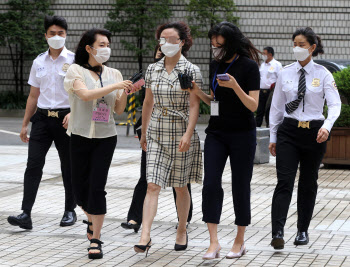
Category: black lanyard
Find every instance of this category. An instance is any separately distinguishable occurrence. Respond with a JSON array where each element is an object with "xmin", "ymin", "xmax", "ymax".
[{"xmin": 88, "ymin": 63, "xmax": 104, "ymax": 99}]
